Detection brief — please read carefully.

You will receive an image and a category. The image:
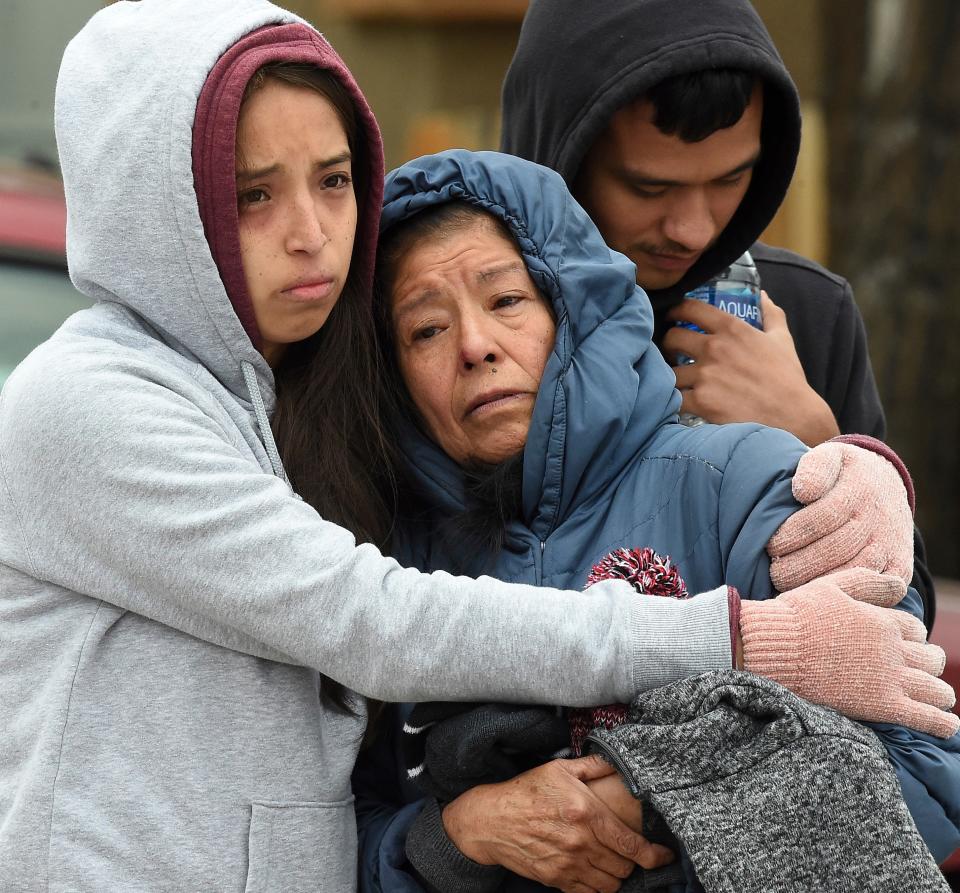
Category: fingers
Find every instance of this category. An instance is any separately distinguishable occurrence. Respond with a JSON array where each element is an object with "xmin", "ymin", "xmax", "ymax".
[
  {"xmin": 817, "ymin": 568, "xmax": 907, "ymax": 607},
  {"xmin": 665, "ymin": 298, "xmax": 741, "ymax": 334},
  {"xmin": 578, "ymin": 828, "xmax": 636, "ymax": 890},
  {"xmin": 767, "ymin": 477, "xmax": 854, "ymax": 559},
  {"xmin": 545, "ymin": 804, "xmax": 646, "ymax": 890},
  {"xmin": 769, "ymin": 442, "xmax": 914, "ymax": 587},
  {"xmin": 662, "ymin": 324, "xmax": 708, "ymax": 364},
  {"xmin": 465, "ymin": 767, "xmax": 634, "ymax": 890},
  {"xmin": 791, "ymin": 441, "xmax": 845, "ymax": 505},
  {"xmin": 767, "ymin": 500, "xmax": 848, "ymax": 563},
  {"xmin": 564, "ymin": 881, "xmax": 618, "ymax": 893},
  {"xmin": 769, "ymin": 517, "xmax": 873, "ymax": 591},
  {"xmin": 894, "ymin": 694, "xmax": 960, "ymax": 739},
  {"xmin": 899, "ymin": 663, "xmax": 955, "ymax": 710},
  {"xmin": 633, "ymin": 840, "xmax": 675, "ymax": 871},
  {"xmin": 770, "ymin": 518, "xmax": 912, "ymax": 592},
  {"xmin": 858, "ymin": 536, "xmax": 913, "ymax": 587},
  {"xmin": 559, "ymin": 861, "xmax": 628, "ymax": 893},
  {"xmin": 583, "ymin": 778, "xmax": 674, "ymax": 871},
  {"xmin": 759, "ymin": 290, "xmax": 787, "ymax": 333},
  {"xmin": 901, "ymin": 639, "xmax": 947, "ymax": 676},
  {"xmin": 891, "ymin": 609, "xmax": 929, "ymax": 643},
  {"xmin": 564, "ymin": 754, "xmax": 618, "ymax": 783},
  {"xmin": 591, "ymin": 809, "xmax": 674, "ymax": 871}
]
